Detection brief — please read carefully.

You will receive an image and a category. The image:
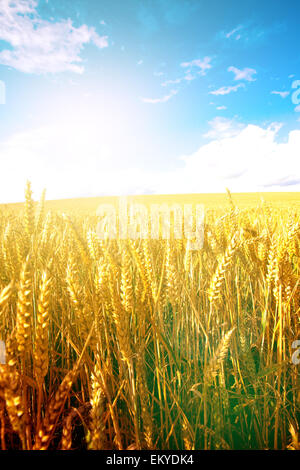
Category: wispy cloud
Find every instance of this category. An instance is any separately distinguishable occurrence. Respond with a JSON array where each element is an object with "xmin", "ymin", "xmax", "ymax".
[
  {"xmin": 161, "ymin": 74, "xmax": 196, "ymax": 87},
  {"xmin": 0, "ymin": 0, "xmax": 108, "ymax": 74},
  {"xmin": 160, "ymin": 56, "xmax": 211, "ymax": 92},
  {"xmin": 228, "ymin": 66, "xmax": 257, "ymax": 81},
  {"xmin": 180, "ymin": 56, "xmax": 212, "ymax": 76},
  {"xmin": 216, "ymin": 106, "xmax": 227, "ymax": 110},
  {"xmin": 226, "ymin": 25, "xmax": 243, "ymax": 39},
  {"xmin": 184, "ymin": 73, "xmax": 195, "ymax": 82},
  {"xmin": 271, "ymin": 90, "xmax": 290, "ymax": 98},
  {"xmin": 221, "ymin": 22, "xmax": 285, "ymax": 46},
  {"xmin": 209, "ymin": 84, "xmax": 245, "ymax": 95},
  {"xmin": 161, "ymin": 78, "xmax": 182, "ymax": 87},
  {"xmin": 141, "ymin": 89, "xmax": 178, "ymax": 104},
  {"xmin": 203, "ymin": 117, "xmax": 245, "ymax": 139}
]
